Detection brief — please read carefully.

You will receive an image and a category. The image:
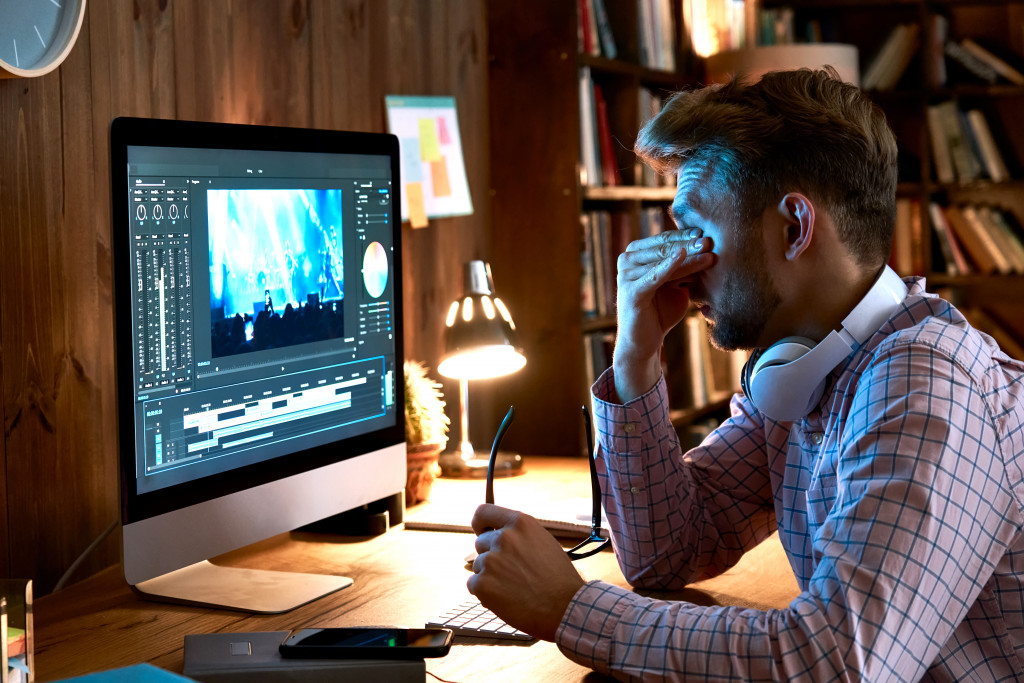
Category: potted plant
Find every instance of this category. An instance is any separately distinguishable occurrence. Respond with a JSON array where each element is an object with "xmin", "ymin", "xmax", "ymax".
[{"xmin": 403, "ymin": 359, "xmax": 450, "ymax": 505}]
